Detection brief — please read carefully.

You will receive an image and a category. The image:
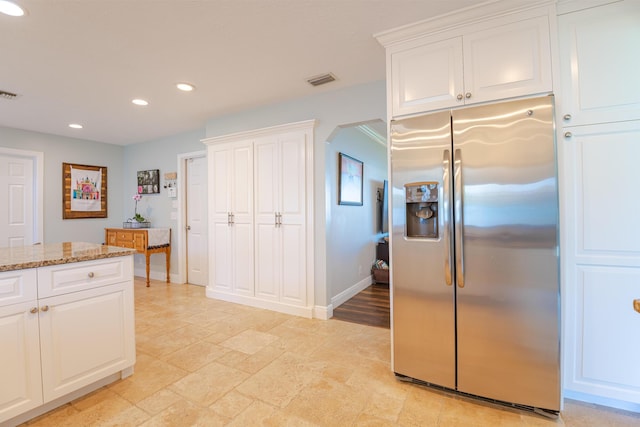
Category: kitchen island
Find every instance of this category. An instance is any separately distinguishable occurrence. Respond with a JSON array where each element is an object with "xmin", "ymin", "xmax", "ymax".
[{"xmin": 0, "ymin": 242, "xmax": 136, "ymax": 426}]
